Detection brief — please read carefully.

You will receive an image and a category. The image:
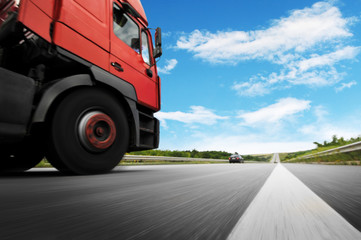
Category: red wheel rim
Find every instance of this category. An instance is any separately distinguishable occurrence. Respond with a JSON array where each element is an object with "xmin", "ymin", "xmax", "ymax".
[{"xmin": 78, "ymin": 111, "xmax": 116, "ymax": 152}]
